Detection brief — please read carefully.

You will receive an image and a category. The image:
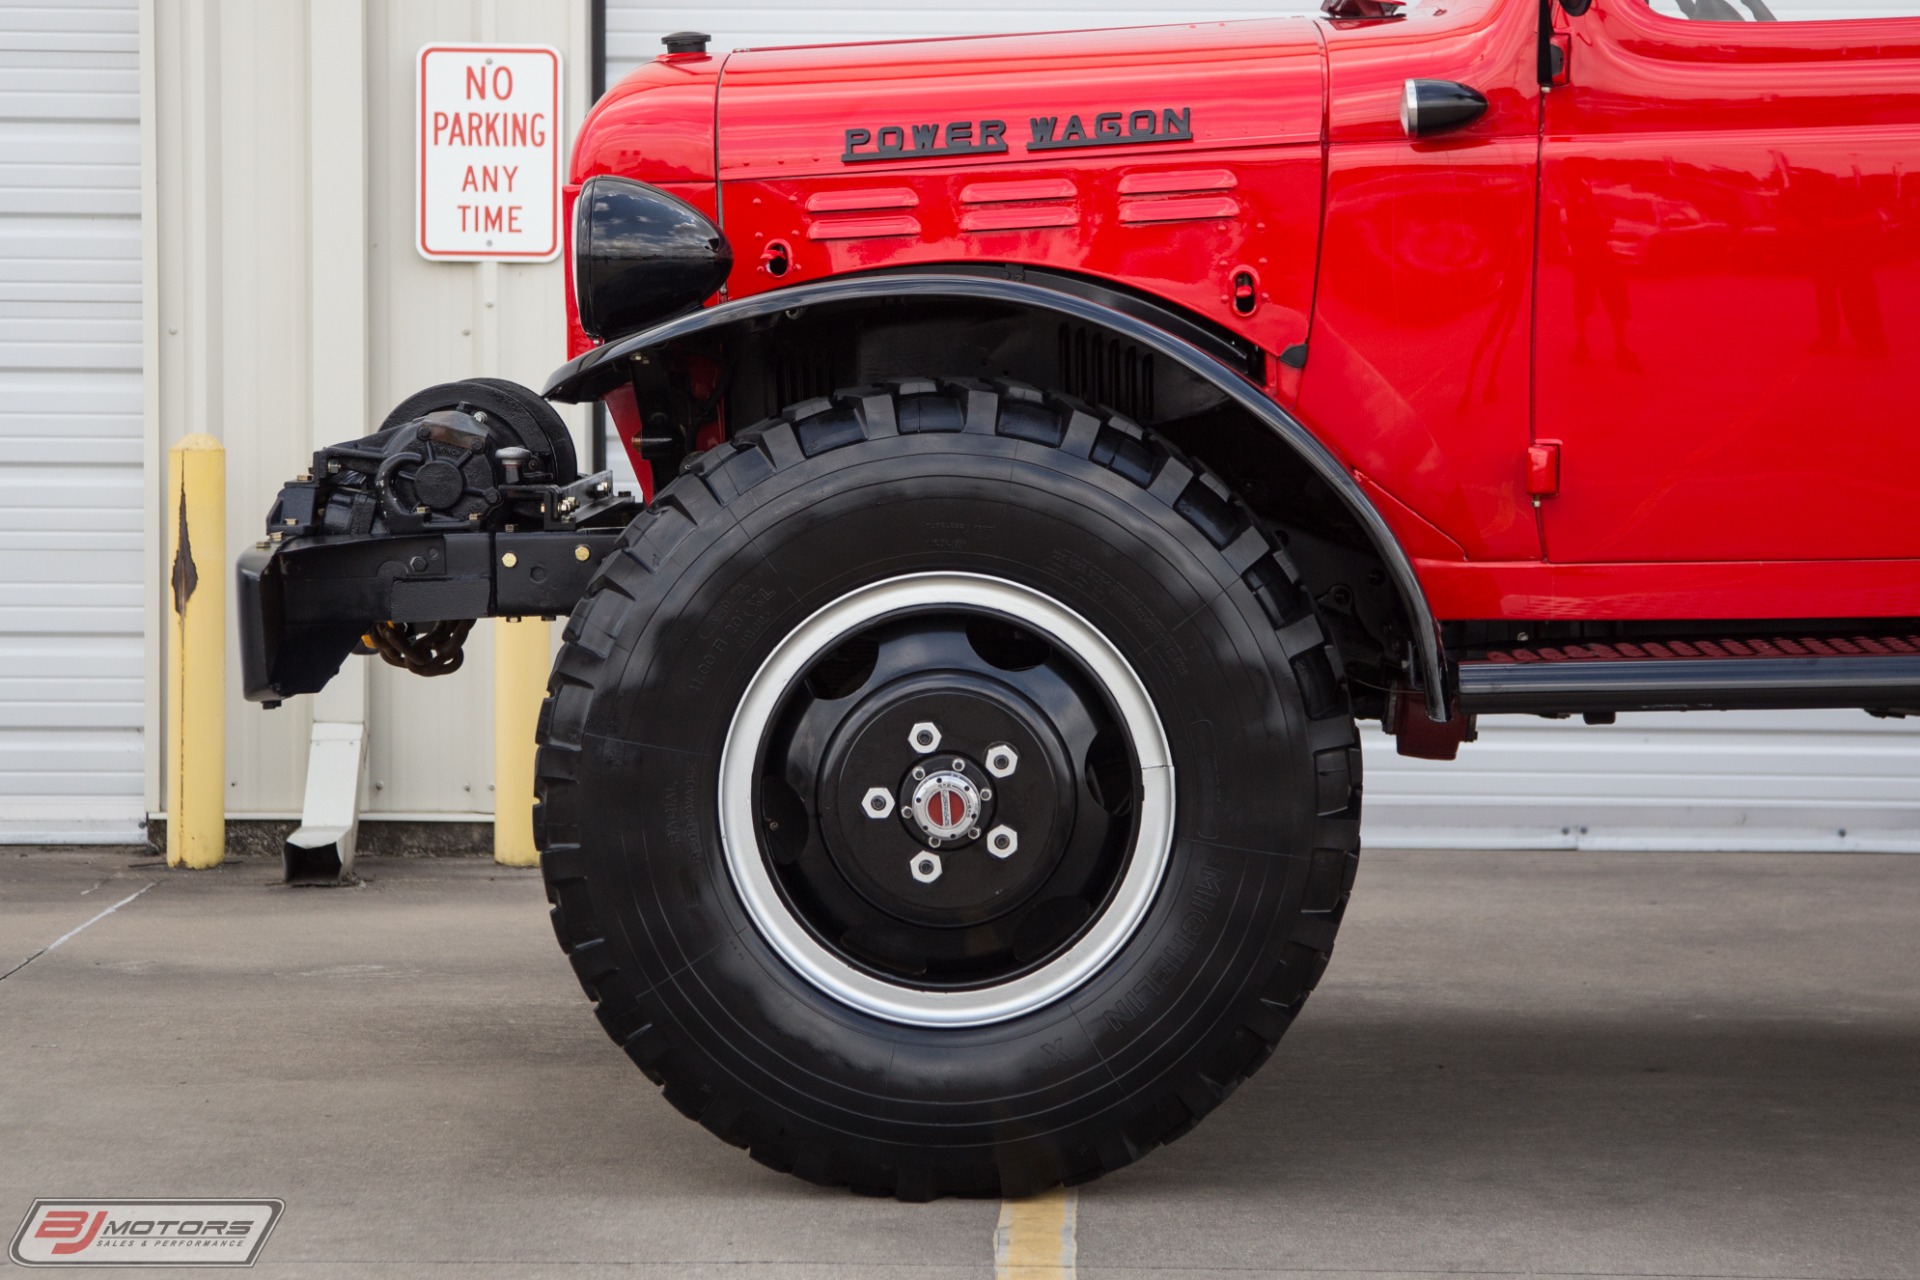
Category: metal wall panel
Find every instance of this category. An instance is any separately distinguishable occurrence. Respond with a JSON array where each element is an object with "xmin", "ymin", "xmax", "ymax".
[
  {"xmin": 200, "ymin": 0, "xmax": 324, "ymax": 824},
  {"xmin": 1365, "ymin": 712, "xmax": 1920, "ymax": 853},
  {"xmin": 601, "ymin": 0, "xmax": 1920, "ymax": 852},
  {"xmin": 0, "ymin": 0, "xmax": 145, "ymax": 842}
]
